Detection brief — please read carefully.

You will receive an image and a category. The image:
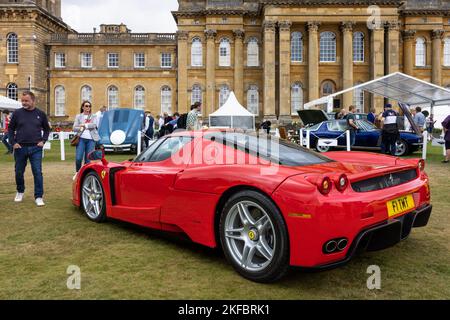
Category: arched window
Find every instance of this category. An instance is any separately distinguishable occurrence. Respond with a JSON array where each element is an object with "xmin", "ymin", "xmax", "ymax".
[
  {"xmin": 219, "ymin": 84, "xmax": 230, "ymax": 107},
  {"xmin": 415, "ymin": 37, "xmax": 426, "ymax": 67},
  {"xmin": 161, "ymin": 86, "xmax": 172, "ymax": 114},
  {"xmin": 107, "ymin": 86, "xmax": 119, "ymax": 109},
  {"xmin": 7, "ymin": 33, "xmax": 18, "ymax": 64},
  {"xmin": 247, "ymin": 85, "xmax": 259, "ymax": 115},
  {"xmin": 134, "ymin": 86, "xmax": 145, "ymax": 110},
  {"xmin": 320, "ymin": 32, "xmax": 336, "ymax": 62},
  {"xmin": 191, "ymin": 37, "xmax": 203, "ymax": 67},
  {"xmin": 444, "ymin": 37, "xmax": 450, "ymax": 67},
  {"xmin": 191, "ymin": 84, "xmax": 202, "ymax": 105},
  {"xmin": 321, "ymin": 80, "xmax": 336, "ymax": 97},
  {"xmin": 81, "ymin": 85, "xmax": 92, "ymax": 103},
  {"xmin": 353, "ymin": 32, "xmax": 365, "ymax": 62},
  {"xmin": 247, "ymin": 37, "xmax": 259, "ymax": 67},
  {"xmin": 291, "ymin": 32, "xmax": 303, "ymax": 62},
  {"xmin": 291, "ymin": 83, "xmax": 304, "ymax": 114},
  {"xmin": 219, "ymin": 38, "xmax": 231, "ymax": 67},
  {"xmin": 353, "ymin": 82, "xmax": 364, "ymax": 112},
  {"xmin": 6, "ymin": 83, "xmax": 18, "ymax": 101},
  {"xmin": 55, "ymin": 86, "xmax": 66, "ymax": 117}
]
